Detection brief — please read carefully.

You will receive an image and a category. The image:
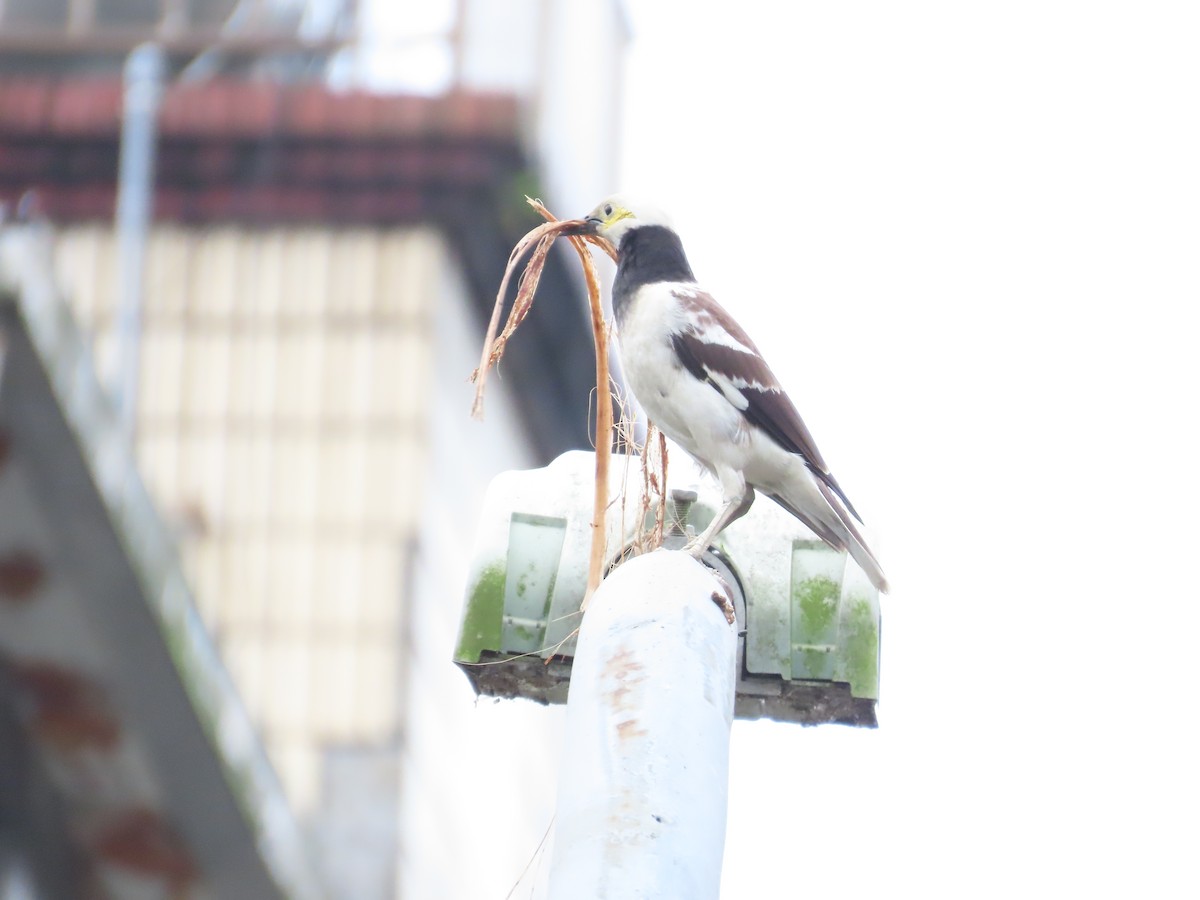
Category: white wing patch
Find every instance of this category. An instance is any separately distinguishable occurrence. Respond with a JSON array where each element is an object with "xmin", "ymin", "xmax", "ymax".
[
  {"xmin": 673, "ymin": 290, "xmax": 758, "ymax": 356},
  {"xmin": 703, "ymin": 368, "xmax": 751, "ymax": 411}
]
